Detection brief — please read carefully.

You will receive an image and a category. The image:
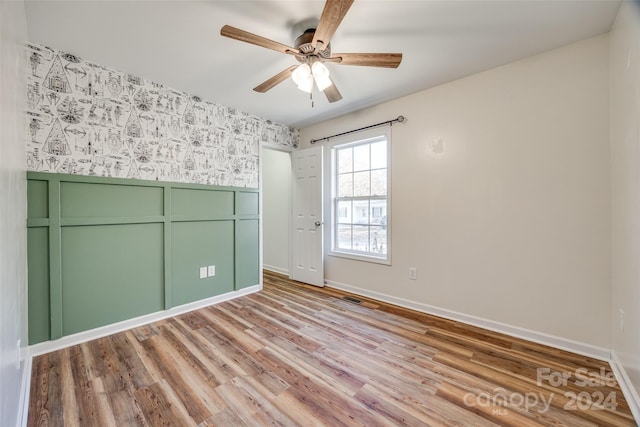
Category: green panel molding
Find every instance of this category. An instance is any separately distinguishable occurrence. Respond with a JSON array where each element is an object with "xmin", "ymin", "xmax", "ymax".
[
  {"xmin": 27, "ymin": 227, "xmax": 50, "ymax": 344},
  {"xmin": 172, "ymin": 221, "xmax": 235, "ymax": 306},
  {"xmin": 27, "ymin": 180, "xmax": 48, "ymax": 219},
  {"xmin": 26, "ymin": 172, "xmax": 259, "ymax": 344},
  {"xmin": 61, "ymin": 224, "xmax": 164, "ymax": 335},
  {"xmin": 236, "ymin": 219, "xmax": 260, "ymax": 289},
  {"xmin": 171, "ymin": 188, "xmax": 234, "ymax": 218},
  {"xmin": 237, "ymin": 191, "xmax": 259, "ymax": 215},
  {"xmin": 61, "ymin": 181, "xmax": 164, "ymax": 218}
]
